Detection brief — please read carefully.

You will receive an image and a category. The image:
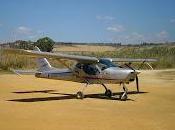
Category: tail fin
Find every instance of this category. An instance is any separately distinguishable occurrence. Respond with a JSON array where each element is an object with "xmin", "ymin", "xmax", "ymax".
[{"xmin": 34, "ymin": 46, "xmax": 52, "ymax": 72}]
